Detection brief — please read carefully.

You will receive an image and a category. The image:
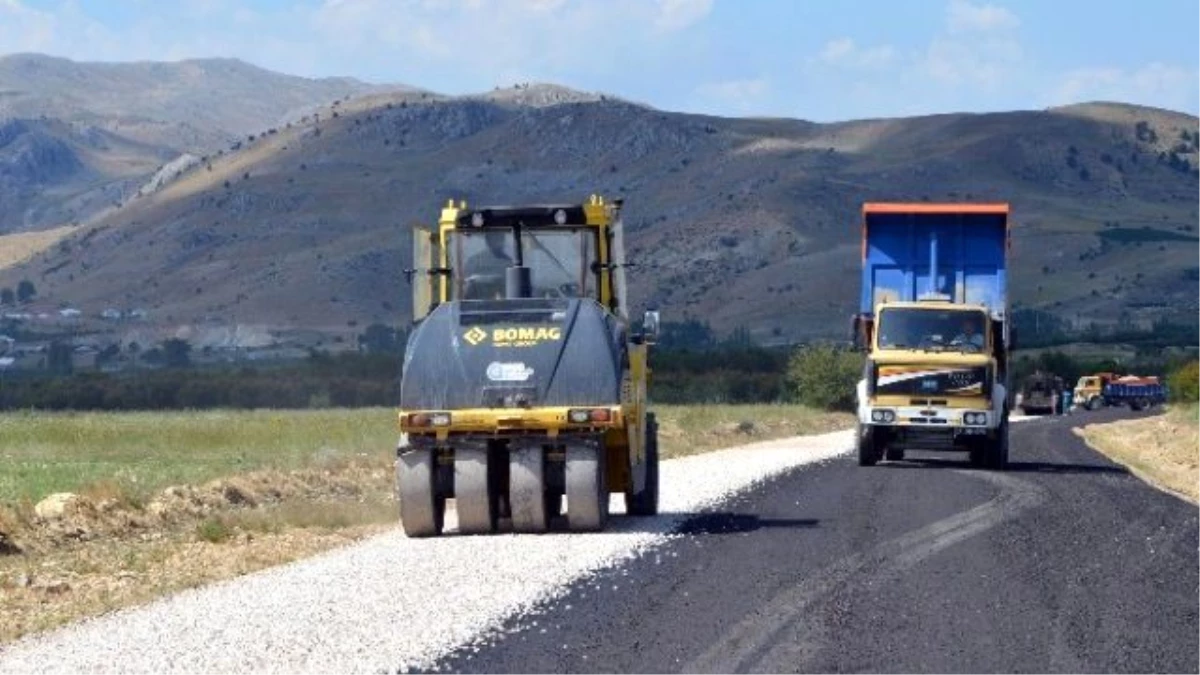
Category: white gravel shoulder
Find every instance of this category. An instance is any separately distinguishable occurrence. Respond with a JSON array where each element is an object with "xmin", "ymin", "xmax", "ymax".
[{"xmin": 0, "ymin": 429, "xmax": 853, "ymax": 674}]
